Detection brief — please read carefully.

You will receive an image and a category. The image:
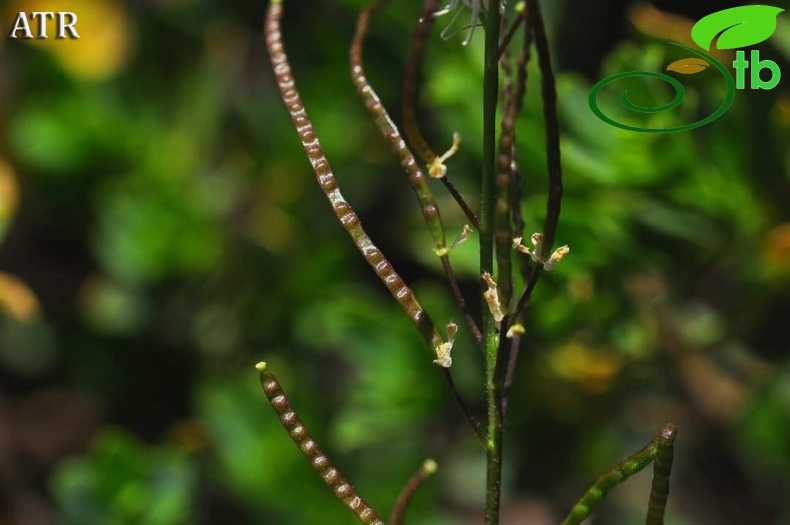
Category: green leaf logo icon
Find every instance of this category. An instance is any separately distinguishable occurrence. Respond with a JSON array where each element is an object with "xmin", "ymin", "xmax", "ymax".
[{"xmin": 691, "ymin": 5, "xmax": 785, "ymax": 51}]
